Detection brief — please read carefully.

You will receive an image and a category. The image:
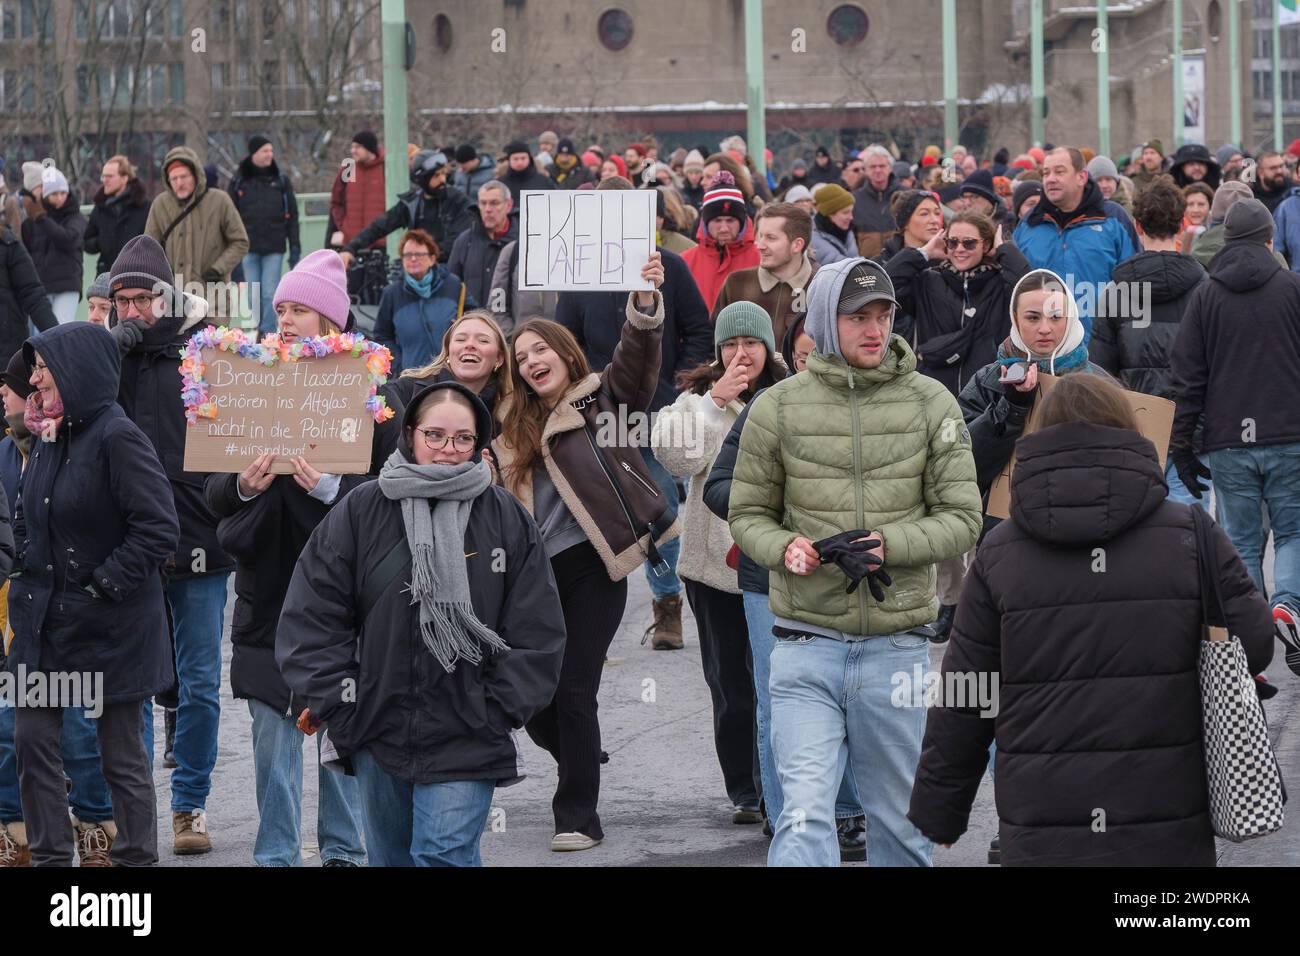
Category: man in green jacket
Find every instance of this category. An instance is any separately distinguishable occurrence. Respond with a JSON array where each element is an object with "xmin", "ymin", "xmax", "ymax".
[{"xmin": 729, "ymin": 256, "xmax": 981, "ymax": 867}]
